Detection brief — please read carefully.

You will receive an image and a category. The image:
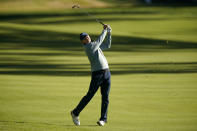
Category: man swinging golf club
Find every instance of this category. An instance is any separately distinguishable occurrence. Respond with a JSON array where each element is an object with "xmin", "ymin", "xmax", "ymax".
[{"xmin": 71, "ymin": 24, "xmax": 112, "ymax": 126}]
